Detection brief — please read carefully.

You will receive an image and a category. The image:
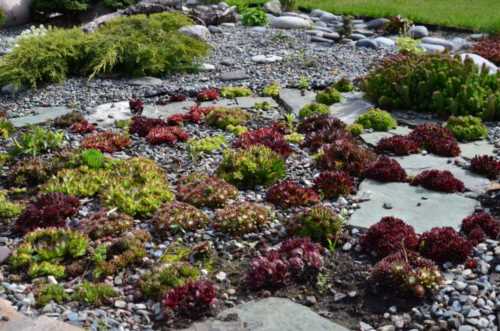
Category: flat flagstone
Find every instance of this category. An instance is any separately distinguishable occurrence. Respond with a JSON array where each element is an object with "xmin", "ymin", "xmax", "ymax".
[
  {"xmin": 183, "ymin": 297, "xmax": 350, "ymax": 331},
  {"xmin": 360, "ymin": 126, "xmax": 412, "ymax": 146},
  {"xmin": 459, "ymin": 140, "xmax": 496, "ymax": 159},
  {"xmin": 10, "ymin": 106, "xmax": 72, "ymax": 127},
  {"xmin": 349, "ymin": 180, "xmax": 479, "ymax": 233},
  {"xmin": 278, "ymin": 88, "xmax": 316, "ymax": 114},
  {"xmin": 394, "ymin": 153, "xmax": 491, "ymax": 193},
  {"xmin": 87, "ymin": 101, "xmax": 131, "ymax": 127},
  {"xmin": 142, "ymin": 101, "xmax": 195, "ymax": 119},
  {"xmin": 329, "ymin": 97, "xmax": 373, "ymax": 124},
  {"xmin": 236, "ymin": 96, "xmax": 278, "ymax": 108},
  {"xmin": 199, "ymin": 98, "xmax": 238, "ymax": 108}
]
